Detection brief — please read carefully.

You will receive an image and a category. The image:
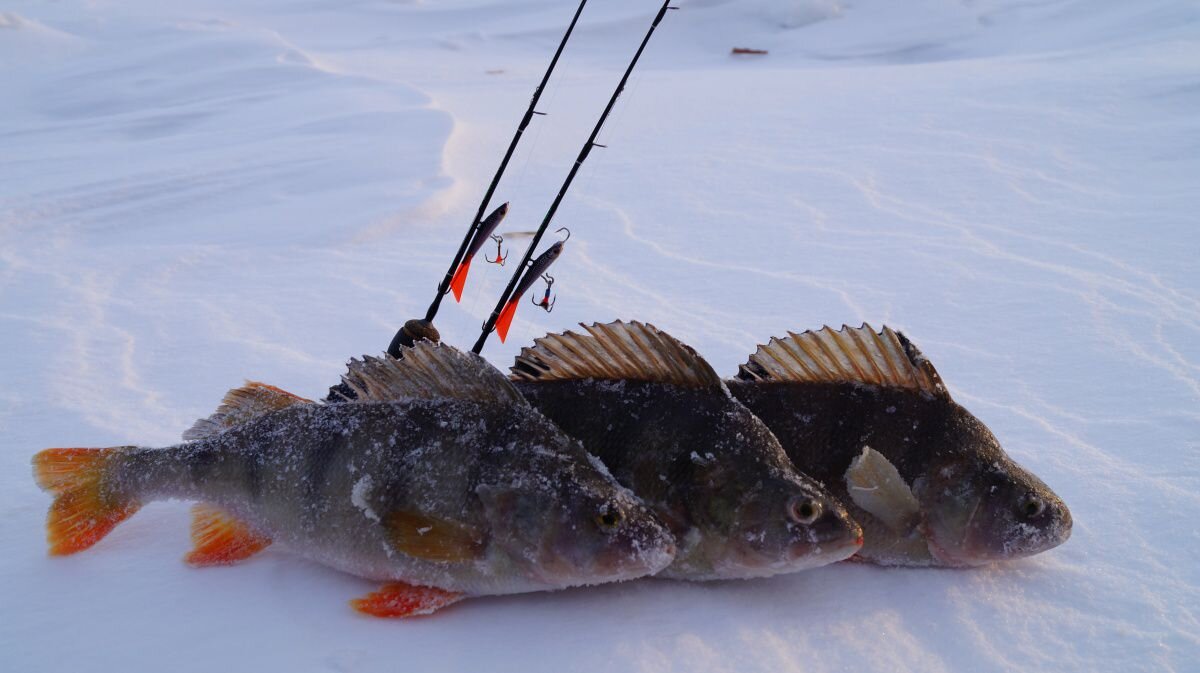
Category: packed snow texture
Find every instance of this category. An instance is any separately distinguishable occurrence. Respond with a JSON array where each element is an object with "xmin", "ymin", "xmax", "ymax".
[{"xmin": 1, "ymin": 0, "xmax": 1197, "ymax": 671}]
